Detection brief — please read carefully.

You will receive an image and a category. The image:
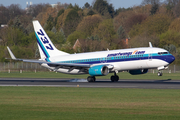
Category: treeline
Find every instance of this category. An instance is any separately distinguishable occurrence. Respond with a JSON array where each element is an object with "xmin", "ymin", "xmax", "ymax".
[{"xmin": 0, "ymin": 0, "xmax": 180, "ymax": 64}]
